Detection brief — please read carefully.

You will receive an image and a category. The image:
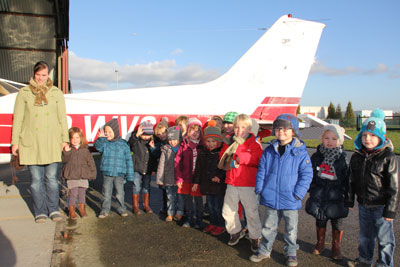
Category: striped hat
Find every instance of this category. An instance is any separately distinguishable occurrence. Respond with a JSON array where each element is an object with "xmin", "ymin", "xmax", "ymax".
[
  {"xmin": 187, "ymin": 117, "xmax": 202, "ymax": 128},
  {"xmin": 203, "ymin": 120, "xmax": 222, "ymax": 142},
  {"xmin": 141, "ymin": 120, "xmax": 154, "ymax": 135}
]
